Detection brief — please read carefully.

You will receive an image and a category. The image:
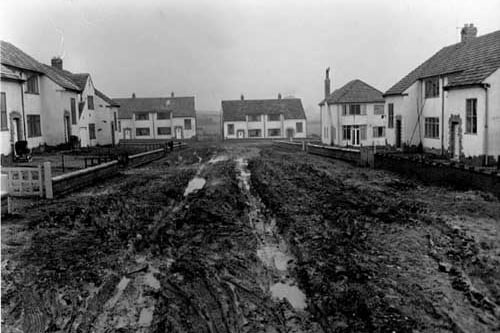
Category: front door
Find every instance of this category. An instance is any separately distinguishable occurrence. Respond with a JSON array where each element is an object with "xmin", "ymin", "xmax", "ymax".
[
  {"xmin": 124, "ymin": 128, "xmax": 131, "ymax": 140},
  {"xmin": 395, "ymin": 119, "xmax": 402, "ymax": 148},
  {"xmin": 237, "ymin": 130, "xmax": 244, "ymax": 139},
  {"xmin": 12, "ymin": 118, "xmax": 22, "ymax": 142},
  {"xmin": 351, "ymin": 126, "xmax": 360, "ymax": 146},
  {"xmin": 175, "ymin": 126, "xmax": 183, "ymax": 139},
  {"xmin": 79, "ymin": 127, "xmax": 88, "ymax": 147},
  {"xmin": 450, "ymin": 122, "xmax": 460, "ymax": 160}
]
